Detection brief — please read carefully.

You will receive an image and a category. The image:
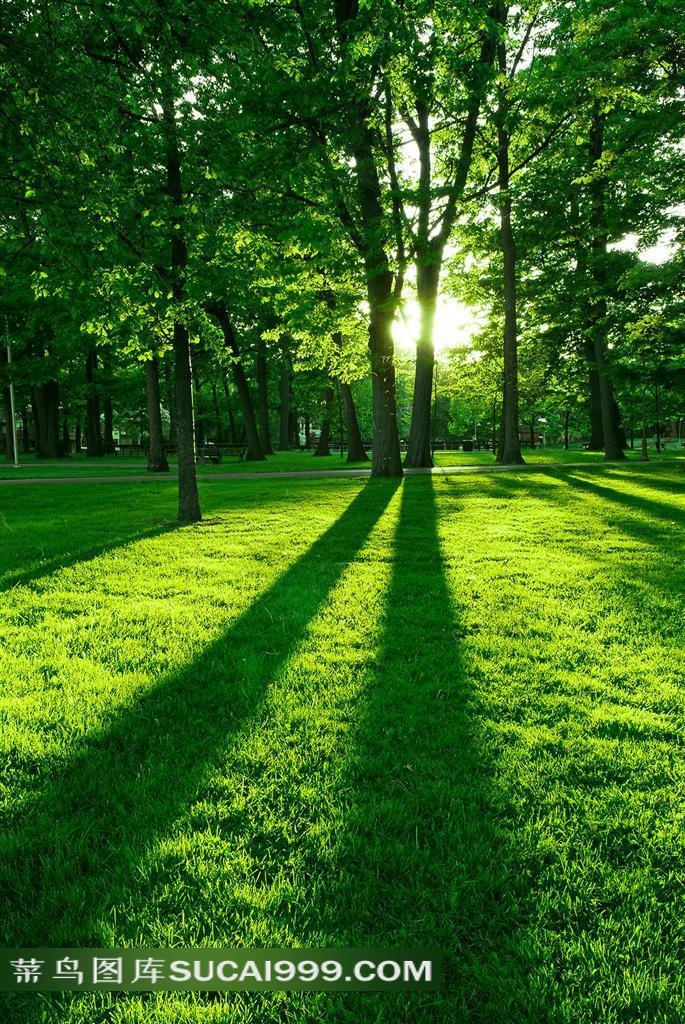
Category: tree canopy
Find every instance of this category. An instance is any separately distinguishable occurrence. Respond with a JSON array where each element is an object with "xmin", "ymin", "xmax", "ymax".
[{"xmin": 1, "ymin": 0, "xmax": 683, "ymax": 518}]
